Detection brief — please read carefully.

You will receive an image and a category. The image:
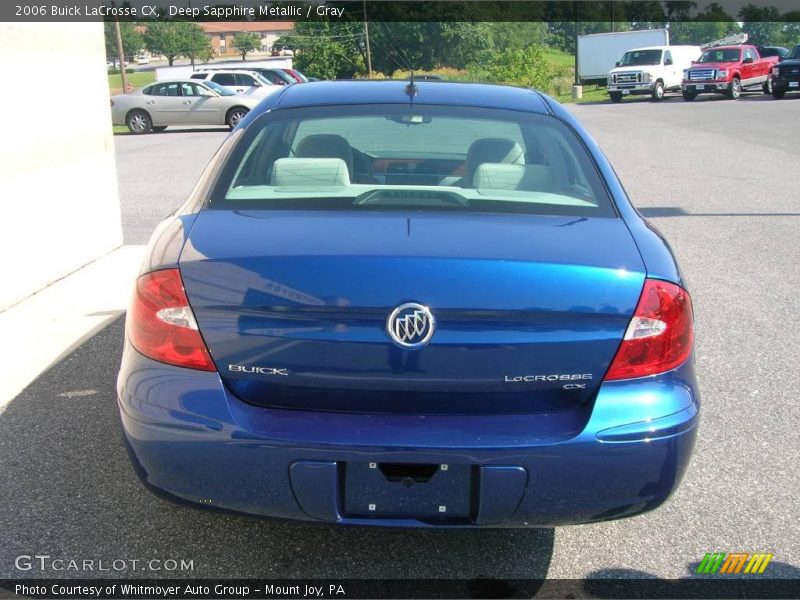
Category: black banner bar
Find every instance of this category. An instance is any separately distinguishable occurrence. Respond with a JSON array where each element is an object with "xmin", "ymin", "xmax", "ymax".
[
  {"xmin": 2, "ymin": 578, "xmax": 800, "ymax": 599},
  {"xmin": 5, "ymin": 1, "xmax": 800, "ymax": 23}
]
